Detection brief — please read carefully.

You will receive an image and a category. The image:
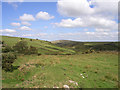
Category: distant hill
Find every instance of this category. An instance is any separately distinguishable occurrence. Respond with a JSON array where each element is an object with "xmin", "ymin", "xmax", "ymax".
[
  {"xmin": 51, "ymin": 40, "xmax": 119, "ymax": 53},
  {"xmin": 51, "ymin": 40, "xmax": 84, "ymax": 47},
  {"xmin": 1, "ymin": 36, "xmax": 75, "ymax": 55}
]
